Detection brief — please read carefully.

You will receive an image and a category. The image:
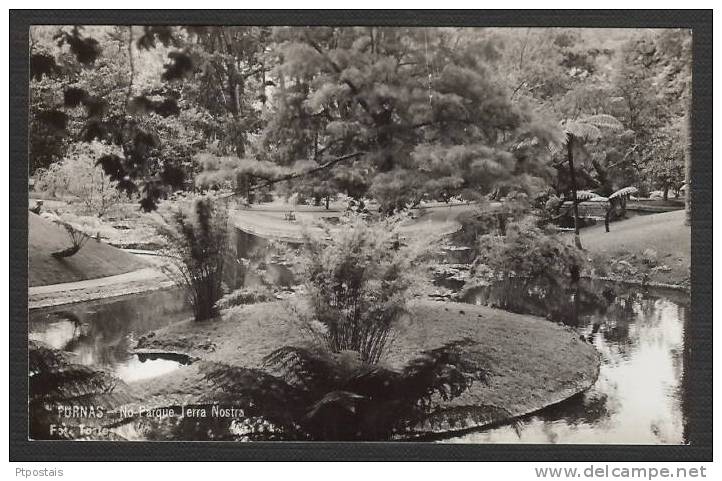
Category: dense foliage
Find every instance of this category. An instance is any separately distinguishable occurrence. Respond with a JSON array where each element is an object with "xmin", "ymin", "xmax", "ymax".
[
  {"xmin": 473, "ymin": 221, "xmax": 587, "ymax": 285},
  {"xmin": 120, "ymin": 339, "xmax": 492, "ymax": 441},
  {"xmin": 29, "ymin": 340, "xmax": 132, "ymax": 440},
  {"xmin": 296, "ymin": 216, "xmax": 422, "ymax": 364},
  {"xmin": 30, "ymin": 26, "xmax": 692, "ymax": 213},
  {"xmin": 35, "ymin": 141, "xmax": 132, "ymax": 218},
  {"xmin": 160, "ymin": 197, "xmax": 230, "ymax": 321}
]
